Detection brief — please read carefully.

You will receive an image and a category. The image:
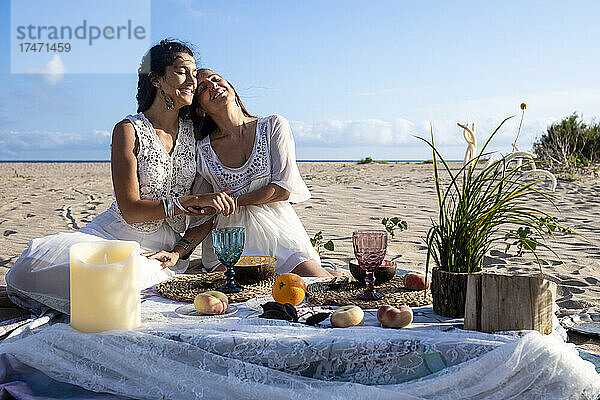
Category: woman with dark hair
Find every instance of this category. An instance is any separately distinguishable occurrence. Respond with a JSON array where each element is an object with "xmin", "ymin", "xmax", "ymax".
[
  {"xmin": 149, "ymin": 69, "xmax": 342, "ymax": 277},
  {"xmin": 6, "ymin": 41, "xmax": 235, "ymax": 315}
]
